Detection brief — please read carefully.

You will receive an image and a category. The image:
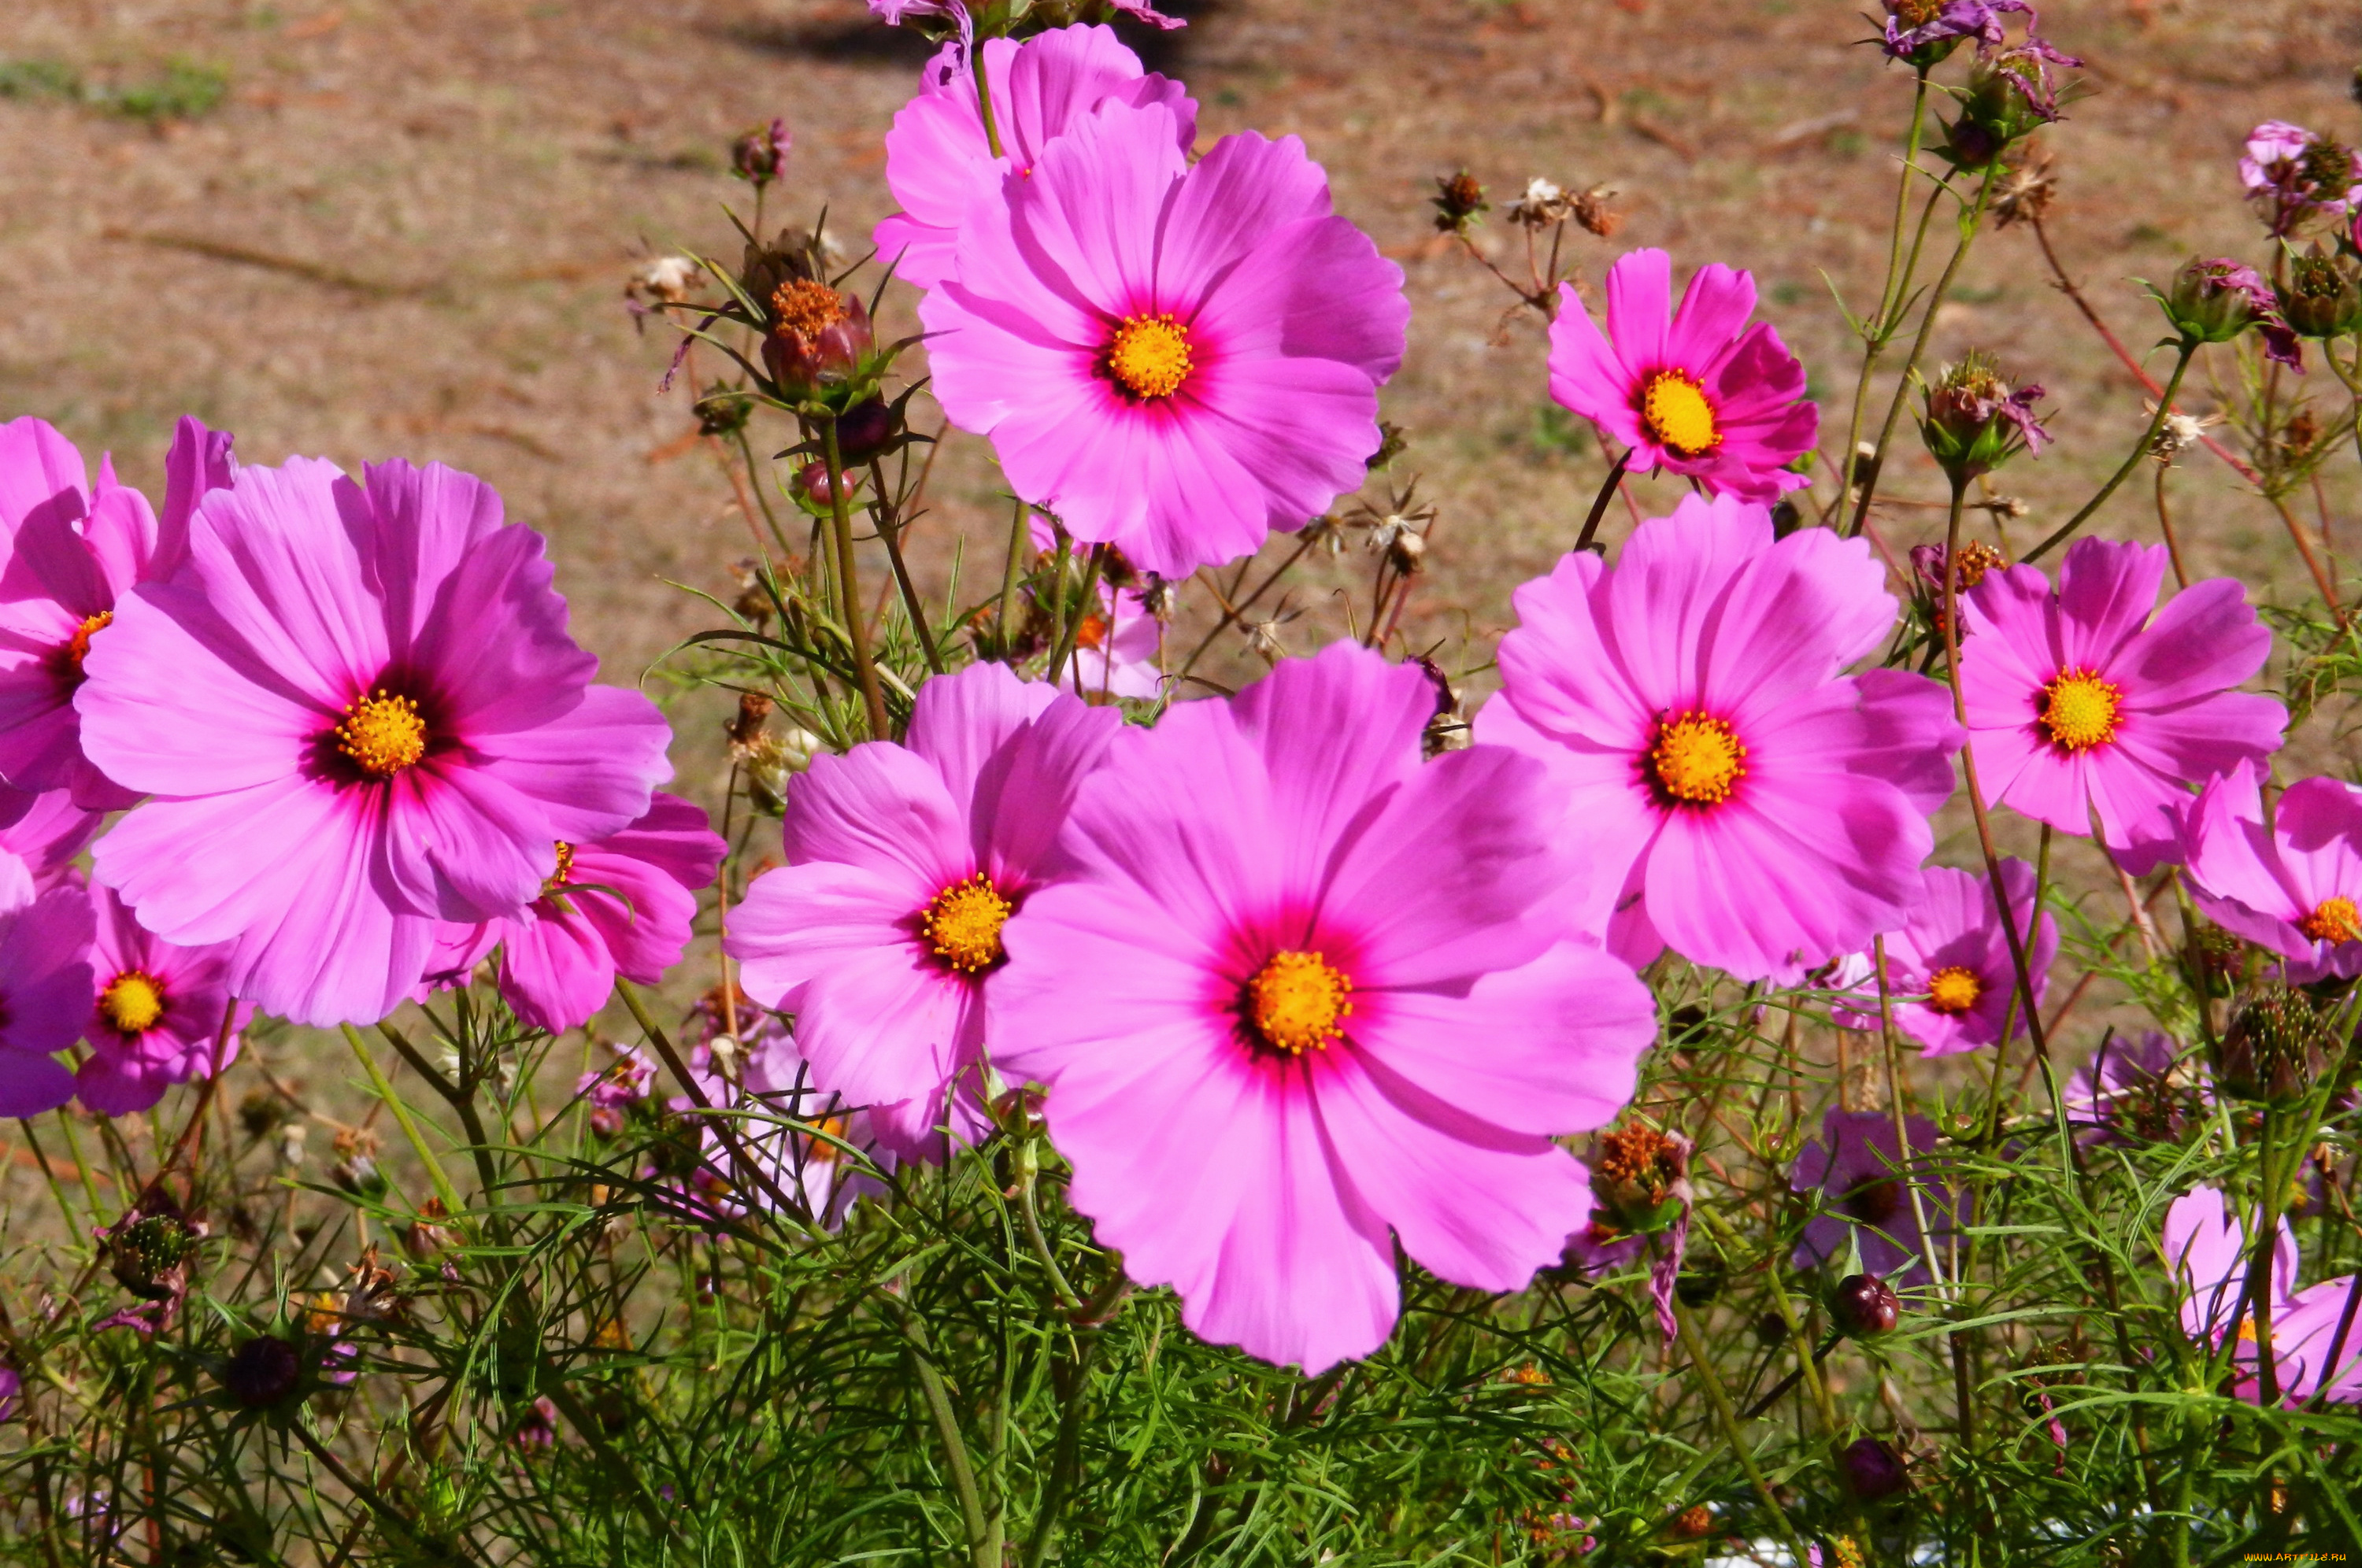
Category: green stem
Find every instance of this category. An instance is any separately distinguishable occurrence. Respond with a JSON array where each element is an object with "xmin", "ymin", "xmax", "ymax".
[
  {"xmin": 820, "ymin": 417, "xmax": 891, "ymax": 740},
  {"xmin": 969, "ymin": 39, "xmax": 1005, "ymax": 161},
  {"xmin": 340, "ymin": 1024, "xmax": 465, "ymax": 1221},
  {"xmin": 1046, "ymin": 543, "xmax": 1107, "ymax": 692},
  {"xmin": 731, "ymin": 426, "xmax": 794, "ymax": 559},
  {"xmin": 872, "ymin": 459, "xmax": 946, "ymax": 674},
  {"xmin": 1834, "ymin": 70, "xmax": 1933, "ymax": 522},
  {"xmin": 890, "ymin": 1294, "xmax": 997, "ymax": 1568},
  {"xmin": 2023, "ymin": 339, "xmax": 2196, "ymax": 563},
  {"xmin": 1669, "ymin": 1295, "xmax": 1810, "ymax": 1563},
  {"xmin": 377, "ymin": 1021, "xmax": 502, "ymax": 1211},
  {"xmin": 1573, "ymin": 449, "xmax": 1631, "ymax": 552}
]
